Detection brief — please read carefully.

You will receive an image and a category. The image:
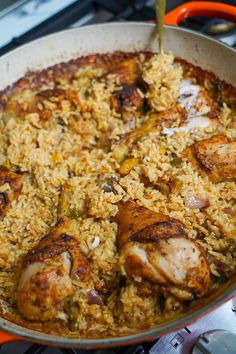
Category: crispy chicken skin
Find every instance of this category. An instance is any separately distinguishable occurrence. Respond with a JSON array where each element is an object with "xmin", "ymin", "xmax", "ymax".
[
  {"xmin": 115, "ymin": 200, "xmax": 210, "ymax": 300},
  {"xmin": 108, "ymin": 58, "xmax": 144, "ymax": 120},
  {"xmin": 17, "ymin": 218, "xmax": 90, "ymax": 321},
  {"xmin": 4, "ymin": 87, "xmax": 78, "ymax": 122},
  {"xmin": 183, "ymin": 134, "xmax": 236, "ymax": 183},
  {"xmin": 107, "ymin": 58, "xmax": 142, "ymax": 86},
  {"xmin": 0, "ymin": 166, "xmax": 22, "ymax": 216},
  {"xmin": 111, "ymin": 84, "xmax": 144, "ymax": 120}
]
